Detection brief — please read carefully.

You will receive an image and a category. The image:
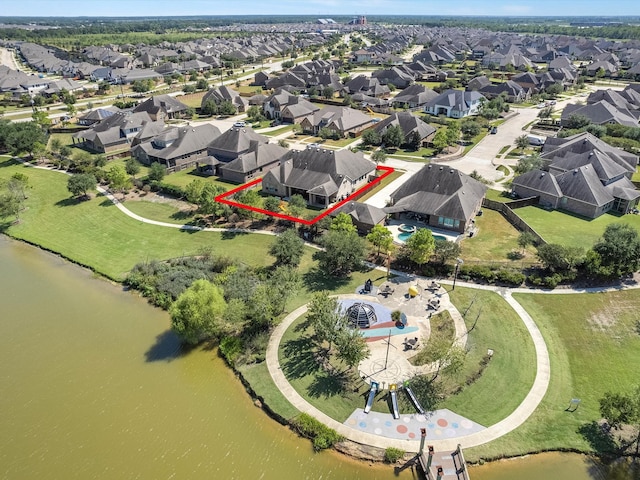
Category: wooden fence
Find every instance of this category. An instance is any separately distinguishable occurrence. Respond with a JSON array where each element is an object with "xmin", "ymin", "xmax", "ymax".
[{"xmin": 482, "ymin": 196, "xmax": 547, "ymax": 245}]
